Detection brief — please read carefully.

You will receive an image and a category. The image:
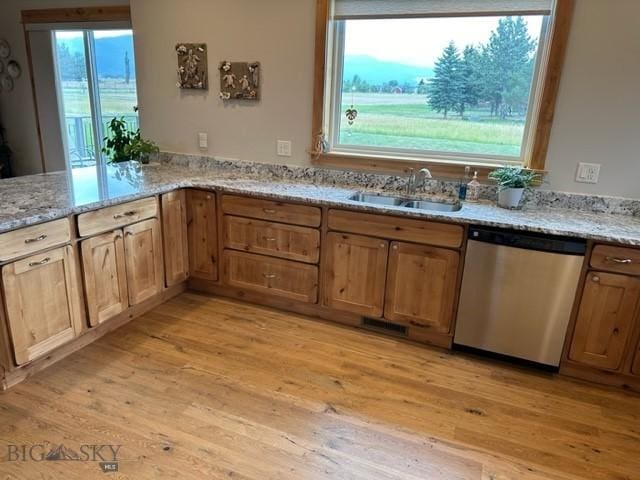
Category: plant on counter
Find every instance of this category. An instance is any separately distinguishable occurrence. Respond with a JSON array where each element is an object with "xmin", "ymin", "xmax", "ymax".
[
  {"xmin": 102, "ymin": 117, "xmax": 159, "ymax": 164},
  {"xmin": 488, "ymin": 166, "xmax": 541, "ymax": 209}
]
